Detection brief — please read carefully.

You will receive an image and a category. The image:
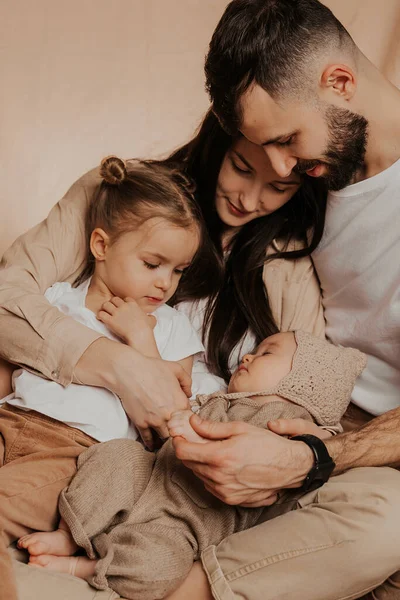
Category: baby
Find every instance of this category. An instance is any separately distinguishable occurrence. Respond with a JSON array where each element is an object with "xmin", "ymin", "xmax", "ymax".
[{"xmin": 19, "ymin": 330, "xmax": 366, "ymax": 600}]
